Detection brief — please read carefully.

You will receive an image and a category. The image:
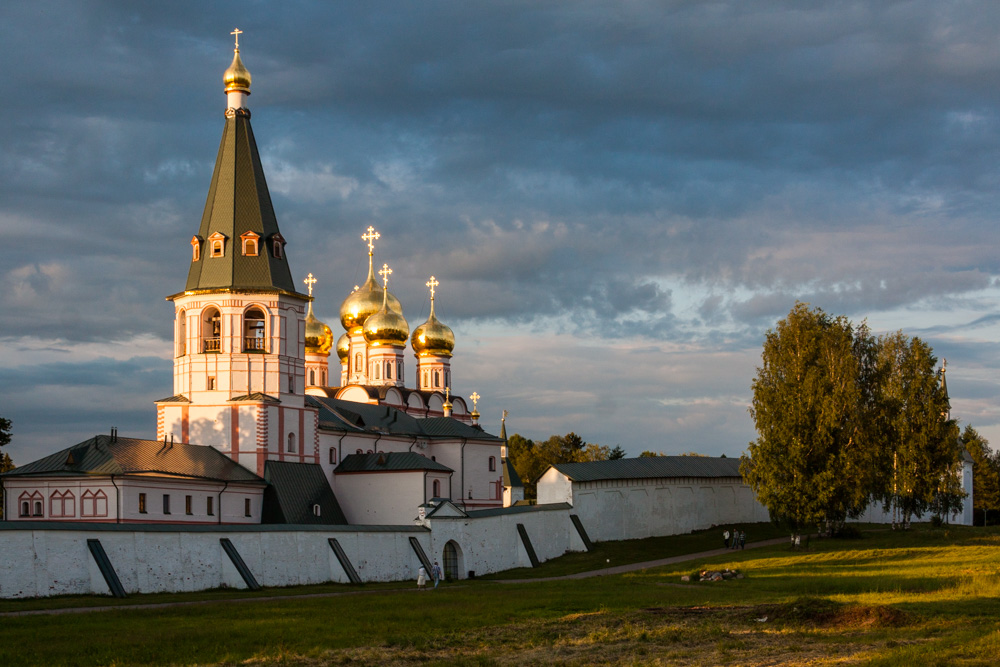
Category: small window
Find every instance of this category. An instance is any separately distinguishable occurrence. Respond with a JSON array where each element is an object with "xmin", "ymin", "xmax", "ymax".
[
  {"xmin": 163, "ymin": 494, "xmax": 171, "ymax": 515},
  {"xmin": 288, "ymin": 374, "xmax": 294, "ymax": 393},
  {"xmin": 313, "ymin": 504, "xmax": 321, "ymax": 517},
  {"xmin": 271, "ymin": 233, "xmax": 285, "ymax": 259},
  {"xmin": 287, "ymin": 433, "xmax": 296, "ymax": 453},
  {"xmin": 489, "ymin": 456, "xmax": 496, "ymax": 472},
  {"xmin": 244, "ymin": 498, "xmax": 252, "ymax": 517},
  {"xmin": 139, "ymin": 493, "xmax": 147, "ymax": 514},
  {"xmin": 329, "ymin": 448, "xmax": 337, "ymax": 465},
  {"xmin": 207, "ymin": 496, "xmax": 214, "ymax": 516},
  {"xmin": 354, "ymin": 352, "xmax": 362, "ymax": 374},
  {"xmin": 243, "ymin": 308, "xmax": 266, "ymax": 352},
  {"xmin": 34, "ymin": 501, "xmax": 42, "ymax": 516},
  {"xmin": 433, "ymin": 370, "xmax": 440, "ymax": 388},
  {"xmin": 322, "ymin": 370, "xmax": 327, "ymax": 385},
  {"xmin": 208, "ymin": 232, "xmax": 227, "ymax": 257},
  {"xmin": 185, "ymin": 495, "xmax": 193, "ymax": 515},
  {"xmin": 433, "ymin": 480, "xmax": 441, "ymax": 497},
  {"xmin": 356, "ymin": 448, "xmax": 363, "ymax": 455},
  {"xmin": 241, "ymin": 231, "xmax": 260, "ymax": 256},
  {"xmin": 20, "ymin": 501, "xmax": 28, "ymax": 517},
  {"xmin": 374, "ymin": 364, "xmax": 380, "ymax": 380},
  {"xmin": 309, "ymin": 369, "xmax": 315, "ymax": 386},
  {"xmin": 190, "ymin": 236, "xmax": 201, "ymax": 261},
  {"xmin": 207, "ymin": 376, "xmax": 216, "ymax": 390},
  {"xmin": 423, "ymin": 370, "xmax": 429, "ymax": 388}
]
